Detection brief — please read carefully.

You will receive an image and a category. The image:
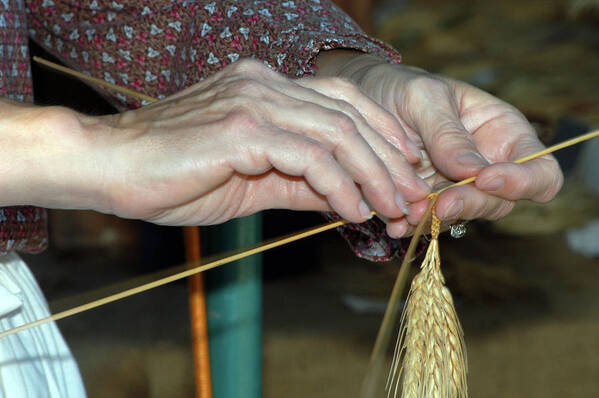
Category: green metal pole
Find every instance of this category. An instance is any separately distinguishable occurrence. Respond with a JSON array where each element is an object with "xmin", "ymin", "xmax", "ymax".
[{"xmin": 205, "ymin": 214, "xmax": 262, "ymax": 398}]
